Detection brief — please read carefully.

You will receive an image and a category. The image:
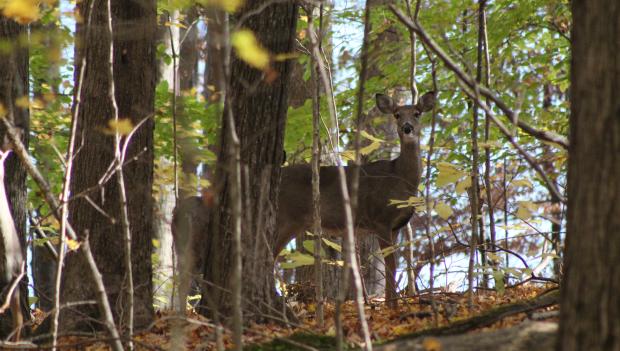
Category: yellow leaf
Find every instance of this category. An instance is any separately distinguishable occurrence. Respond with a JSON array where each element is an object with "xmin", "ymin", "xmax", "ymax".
[
  {"xmin": 66, "ymin": 238, "xmax": 80, "ymax": 251},
  {"xmin": 321, "ymin": 237, "xmax": 342, "ymax": 252},
  {"xmin": 360, "ymin": 130, "xmax": 385, "ymax": 143},
  {"xmin": 516, "ymin": 201, "xmax": 537, "ymax": 220},
  {"xmin": 306, "ymin": 303, "xmax": 316, "ymax": 313},
  {"xmin": 393, "ymin": 324, "xmax": 411, "ymax": 336},
  {"xmin": 389, "ymin": 196, "xmax": 425, "ymax": 210},
  {"xmin": 377, "ymin": 245, "xmax": 398, "ymax": 258},
  {"xmin": 299, "ymin": 15, "xmax": 308, "ymax": 22},
  {"xmin": 322, "ymin": 259, "xmax": 344, "ymax": 266},
  {"xmin": 512, "ymin": 178, "xmax": 533, "ymax": 188},
  {"xmin": 0, "ymin": 103, "xmax": 6, "ymax": 118},
  {"xmin": 422, "ymin": 337, "xmax": 442, "ymax": 351},
  {"xmin": 274, "ymin": 52, "xmax": 299, "ymax": 61},
  {"xmin": 455, "ymin": 177, "xmax": 472, "ymax": 194},
  {"xmin": 435, "ymin": 202, "xmax": 453, "ymax": 220},
  {"xmin": 31, "ymin": 98, "xmax": 45, "ymax": 109},
  {"xmin": 208, "ymin": 0, "xmax": 244, "ymax": 13},
  {"xmin": 152, "ymin": 239, "xmax": 160, "ymax": 249},
  {"xmin": 340, "ymin": 150, "xmax": 355, "ymax": 161},
  {"xmin": 2, "ymin": 0, "xmax": 40, "ymax": 24},
  {"xmin": 106, "ymin": 118, "xmax": 134, "ymax": 136},
  {"xmin": 436, "ymin": 162, "xmax": 467, "ymax": 187},
  {"xmin": 15, "ymin": 96, "xmax": 29, "ymax": 108},
  {"xmin": 478, "ymin": 140, "xmax": 501, "ymax": 149},
  {"xmin": 359, "ymin": 141, "xmax": 380, "ymax": 155},
  {"xmin": 231, "ymin": 29, "xmax": 270, "ymax": 70}
]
